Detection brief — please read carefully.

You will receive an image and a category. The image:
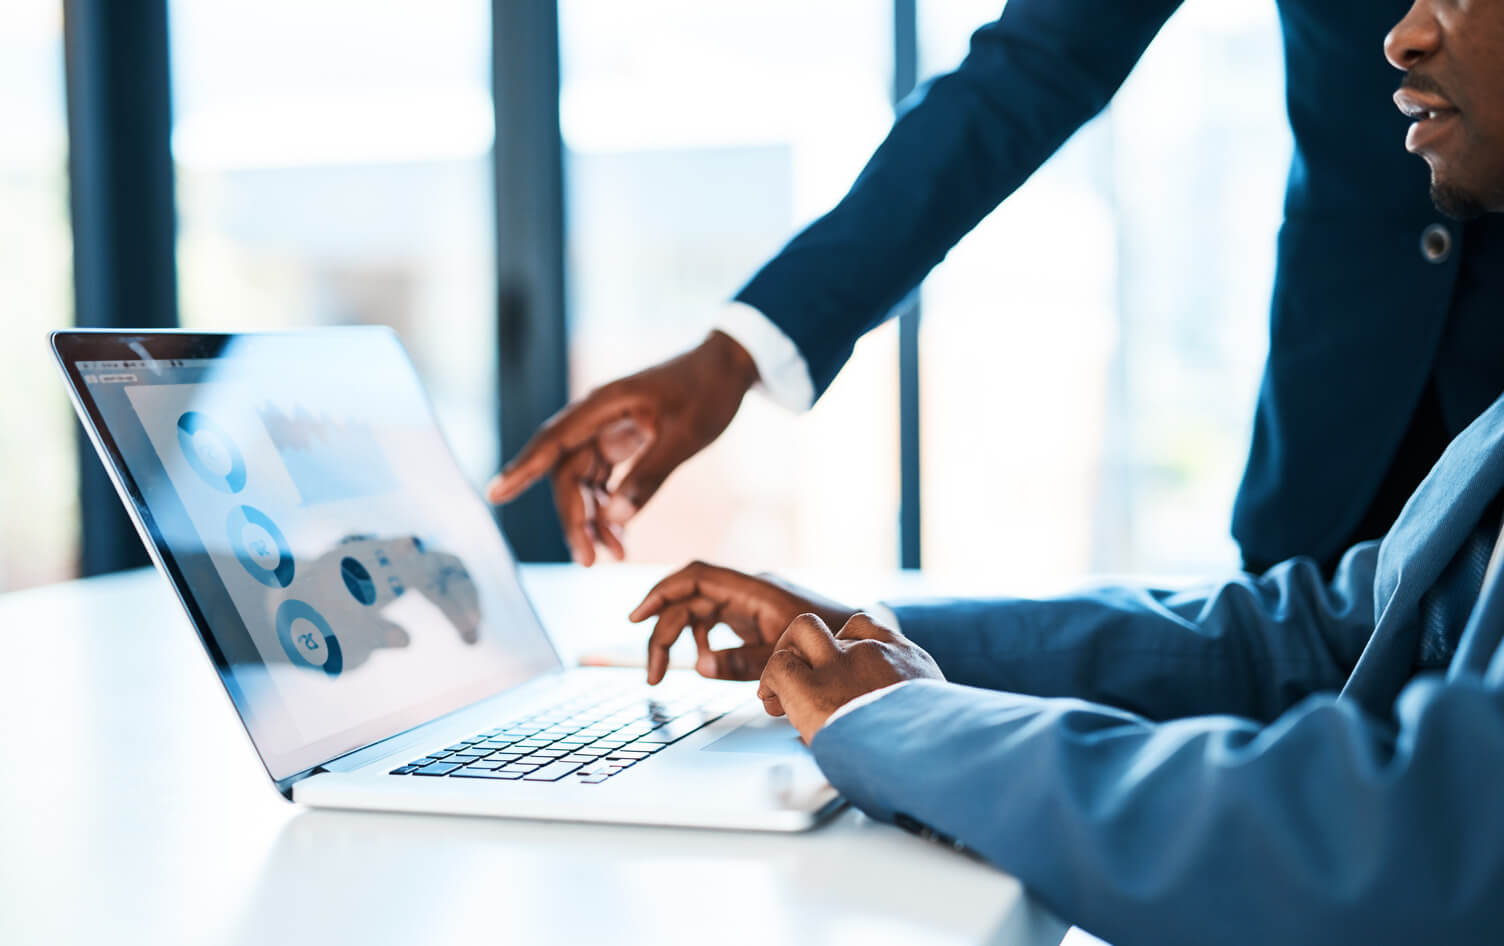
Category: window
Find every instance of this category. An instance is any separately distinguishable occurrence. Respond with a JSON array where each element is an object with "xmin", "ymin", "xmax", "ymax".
[
  {"xmin": 559, "ymin": 0, "xmax": 901, "ymax": 572},
  {"xmin": 0, "ymin": 2, "xmax": 77, "ymax": 591},
  {"xmin": 916, "ymin": 0, "xmax": 1289, "ymax": 582},
  {"xmin": 169, "ymin": 0, "xmax": 500, "ymax": 482}
]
